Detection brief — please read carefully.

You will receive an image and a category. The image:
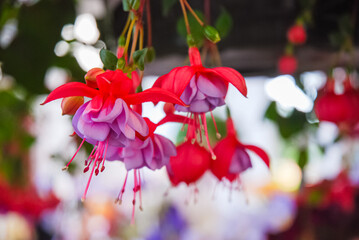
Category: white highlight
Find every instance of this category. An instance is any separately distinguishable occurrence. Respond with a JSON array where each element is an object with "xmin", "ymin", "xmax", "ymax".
[
  {"xmin": 74, "ymin": 14, "xmax": 100, "ymax": 44},
  {"xmin": 72, "ymin": 43, "xmax": 103, "ymax": 71},
  {"xmin": 44, "ymin": 67, "xmax": 68, "ymax": 91},
  {"xmin": 54, "ymin": 40, "xmax": 70, "ymax": 57},
  {"xmin": 265, "ymin": 75, "xmax": 313, "ymax": 113}
]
